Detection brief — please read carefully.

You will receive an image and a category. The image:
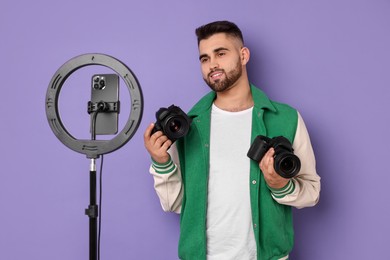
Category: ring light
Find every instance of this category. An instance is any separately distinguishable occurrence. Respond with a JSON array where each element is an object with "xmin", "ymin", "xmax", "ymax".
[{"xmin": 45, "ymin": 53, "xmax": 143, "ymax": 158}]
